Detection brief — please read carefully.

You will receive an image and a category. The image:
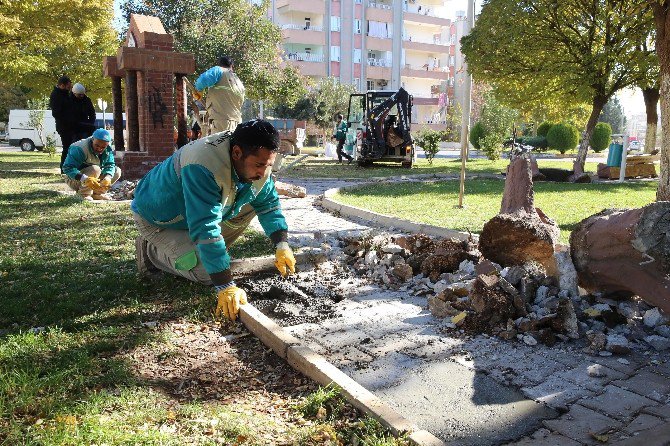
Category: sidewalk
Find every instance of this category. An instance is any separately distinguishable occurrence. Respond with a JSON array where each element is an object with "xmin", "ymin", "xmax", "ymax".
[{"xmin": 259, "ymin": 178, "xmax": 670, "ymax": 445}]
